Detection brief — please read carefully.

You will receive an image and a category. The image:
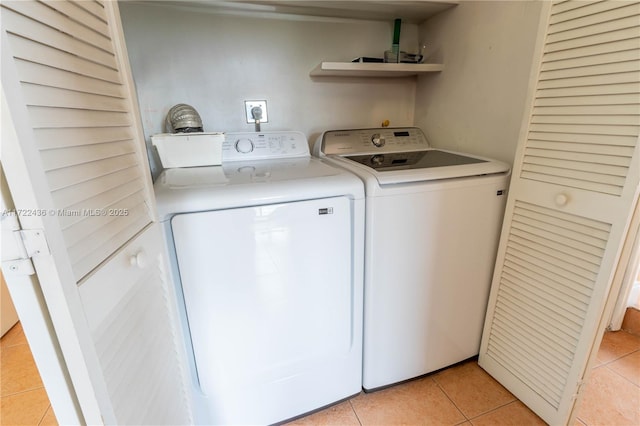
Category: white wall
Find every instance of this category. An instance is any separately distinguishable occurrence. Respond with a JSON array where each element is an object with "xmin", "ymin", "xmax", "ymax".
[
  {"xmin": 119, "ymin": 2, "xmax": 421, "ymax": 178},
  {"xmin": 414, "ymin": 1, "xmax": 543, "ymax": 165}
]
